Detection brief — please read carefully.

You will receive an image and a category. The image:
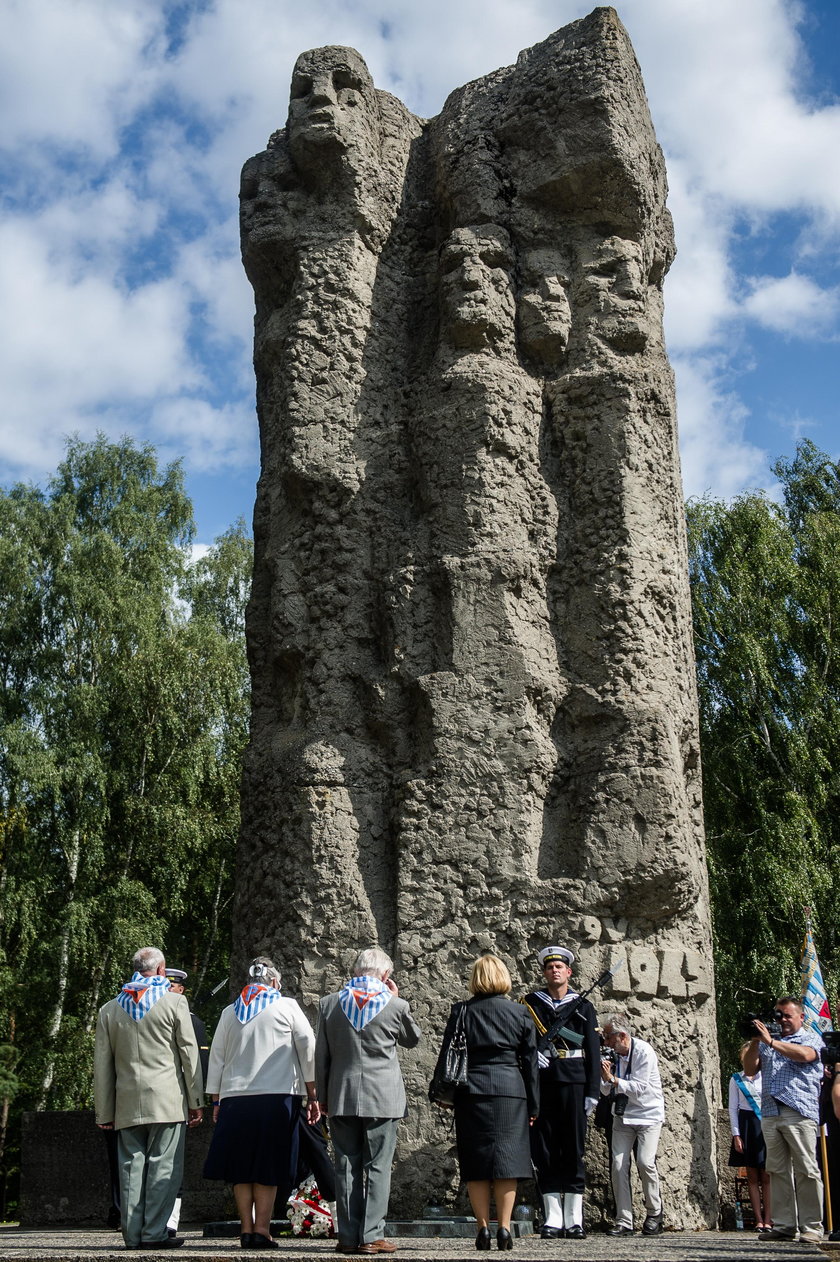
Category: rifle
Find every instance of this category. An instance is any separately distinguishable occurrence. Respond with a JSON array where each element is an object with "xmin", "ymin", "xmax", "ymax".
[{"xmin": 535, "ymin": 959, "xmax": 624, "ymax": 1058}]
